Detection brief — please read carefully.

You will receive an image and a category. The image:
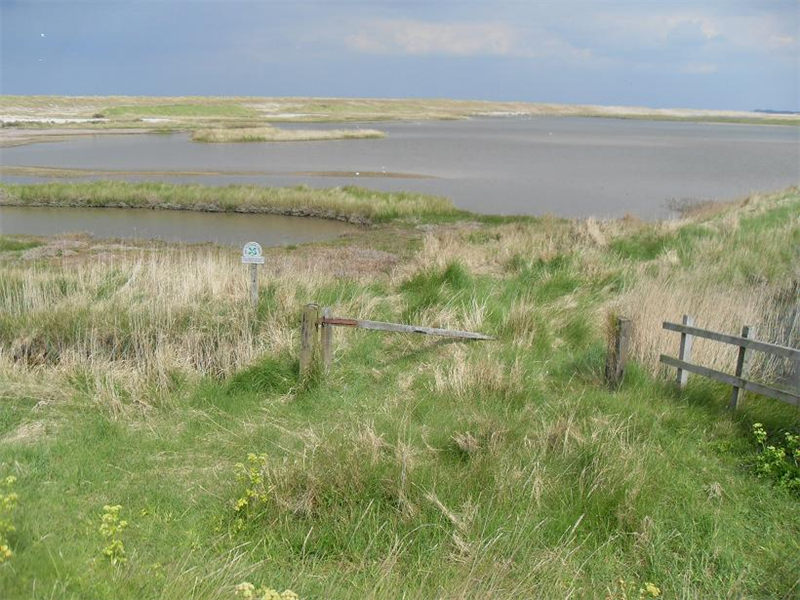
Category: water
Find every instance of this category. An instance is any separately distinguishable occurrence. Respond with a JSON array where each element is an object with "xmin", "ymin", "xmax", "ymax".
[
  {"xmin": 0, "ymin": 206, "xmax": 353, "ymax": 247},
  {"xmin": 1, "ymin": 116, "xmax": 798, "ymax": 218}
]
